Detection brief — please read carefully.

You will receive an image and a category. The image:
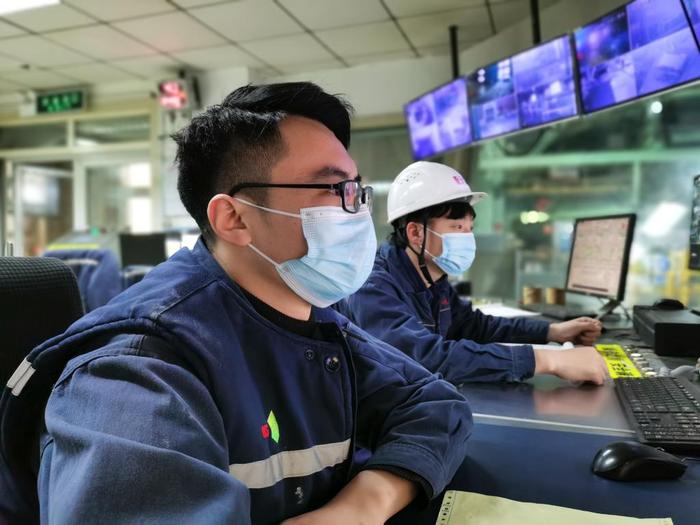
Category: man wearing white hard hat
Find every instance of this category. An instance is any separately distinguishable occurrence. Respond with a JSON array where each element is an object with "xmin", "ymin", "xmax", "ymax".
[{"xmin": 339, "ymin": 161, "xmax": 607, "ymax": 385}]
